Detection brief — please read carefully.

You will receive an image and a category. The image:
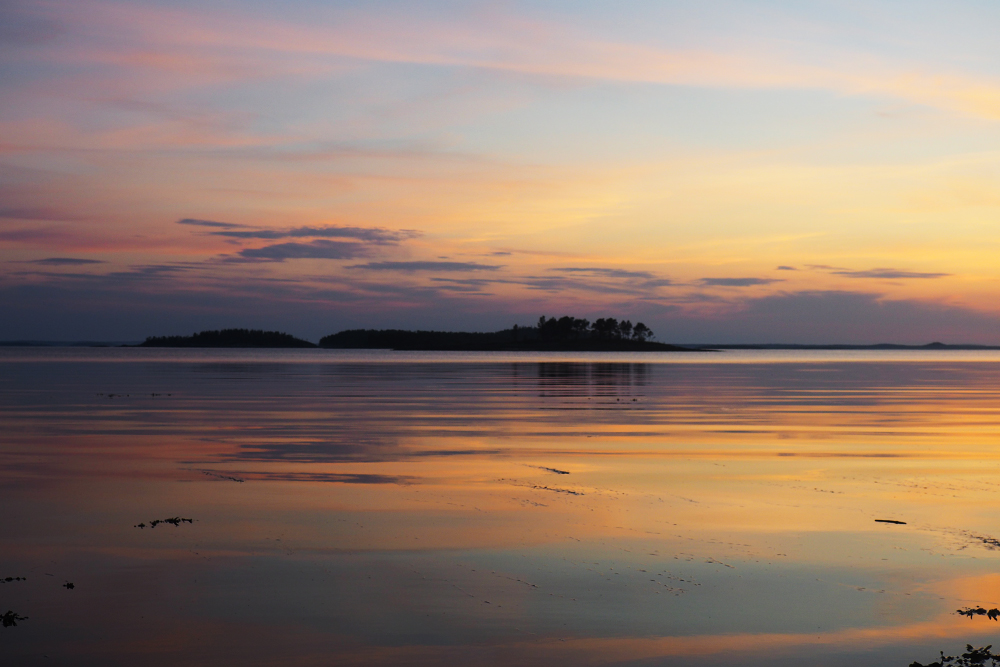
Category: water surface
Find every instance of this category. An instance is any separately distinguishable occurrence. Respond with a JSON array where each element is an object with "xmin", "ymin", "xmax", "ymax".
[{"xmin": 3, "ymin": 348, "xmax": 1000, "ymax": 665}]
